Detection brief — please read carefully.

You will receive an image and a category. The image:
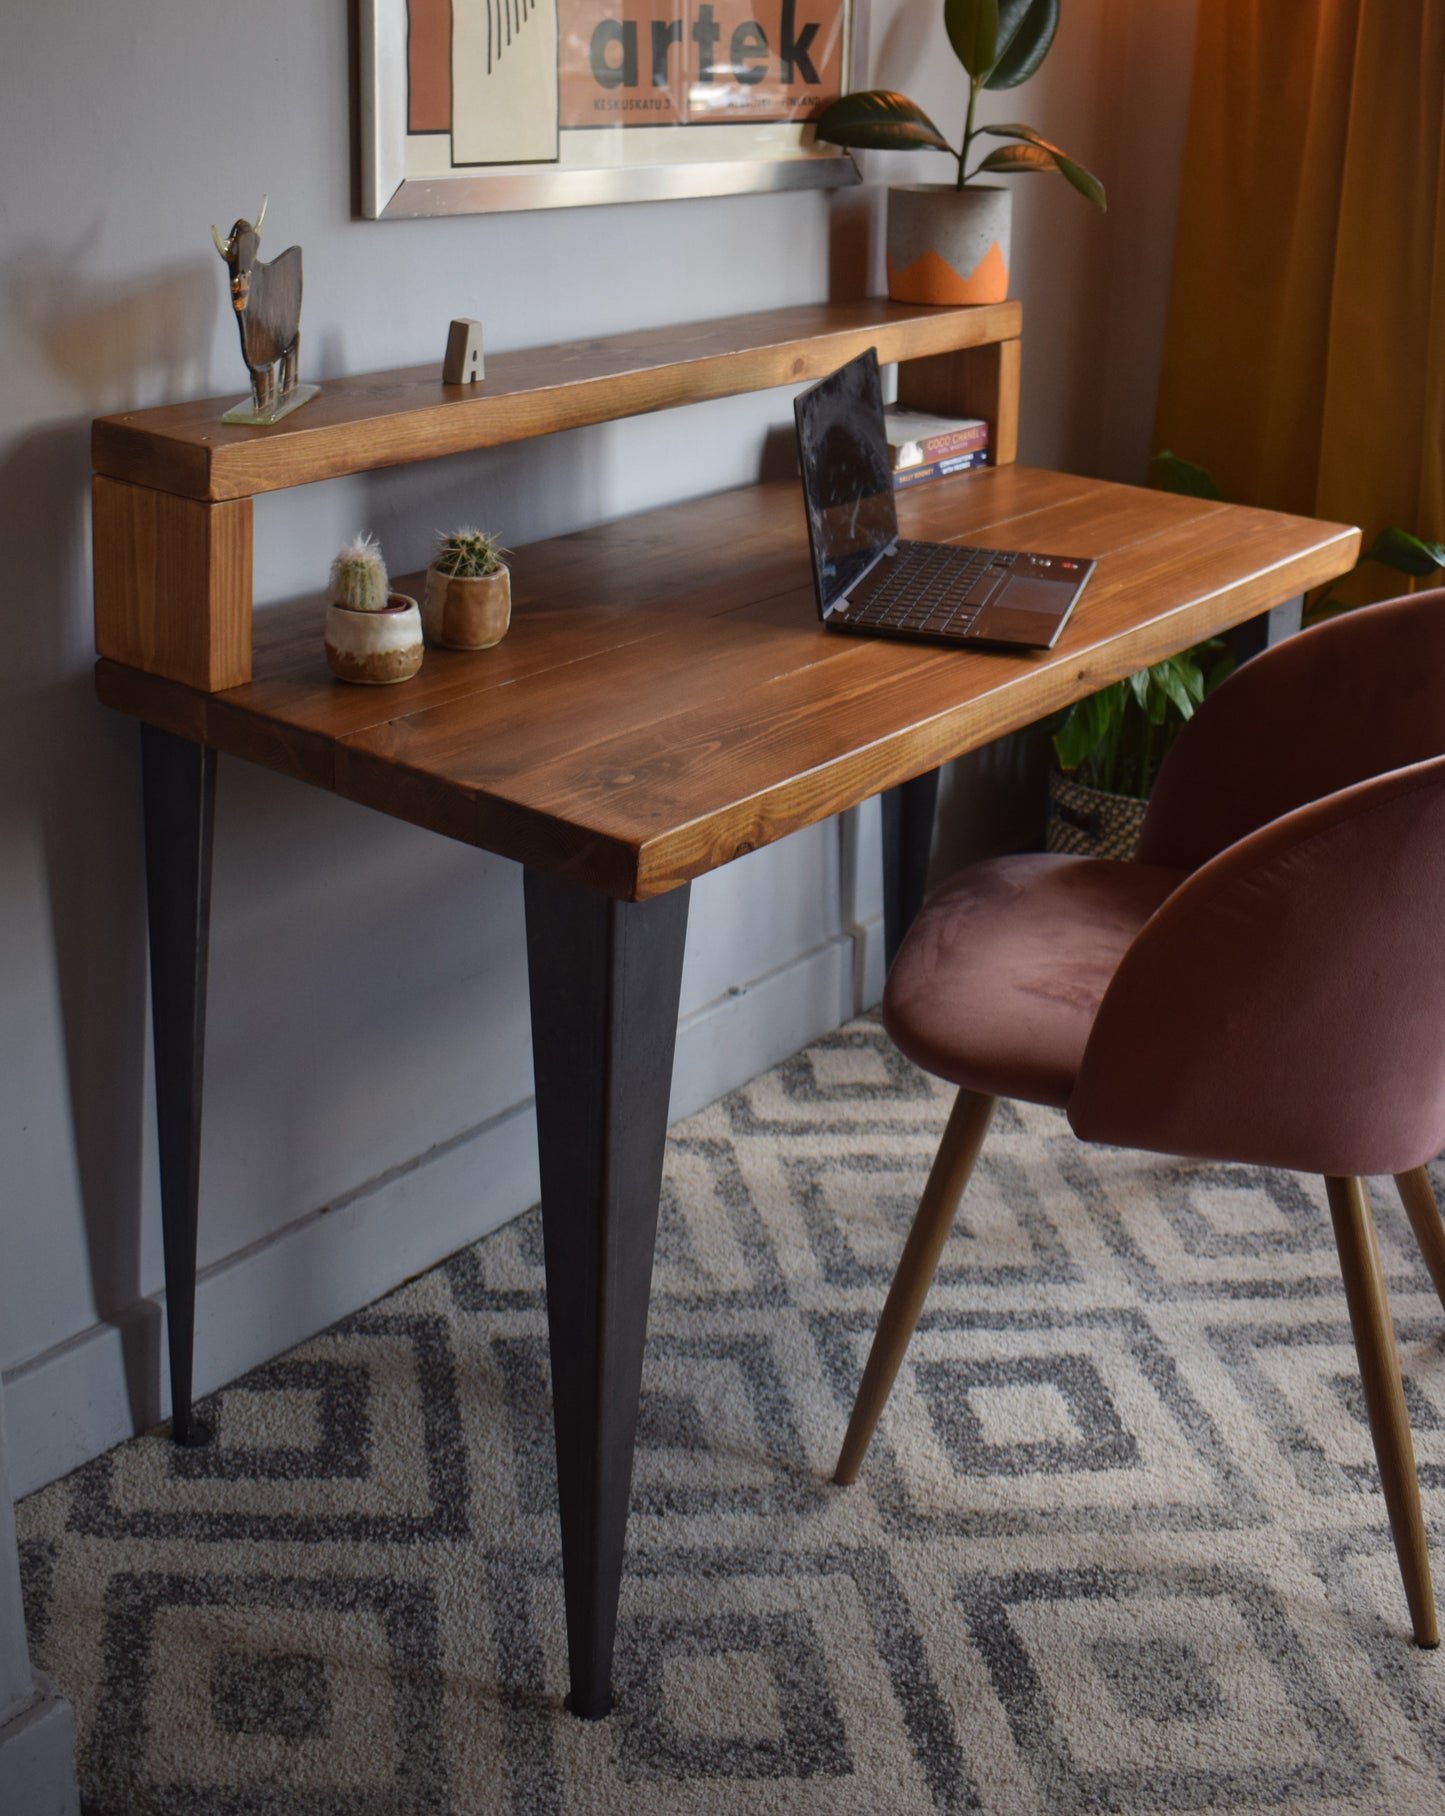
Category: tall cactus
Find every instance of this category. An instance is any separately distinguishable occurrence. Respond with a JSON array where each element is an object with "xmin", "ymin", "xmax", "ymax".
[{"xmin": 328, "ymin": 533, "xmax": 390, "ymax": 612}]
